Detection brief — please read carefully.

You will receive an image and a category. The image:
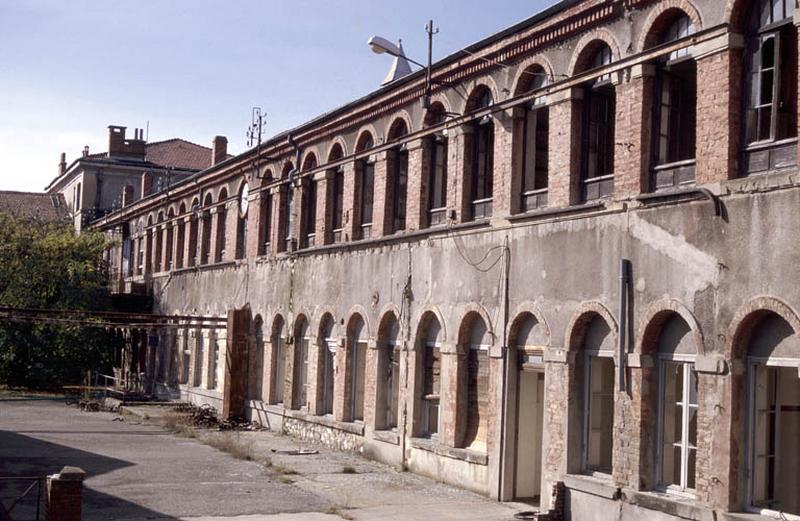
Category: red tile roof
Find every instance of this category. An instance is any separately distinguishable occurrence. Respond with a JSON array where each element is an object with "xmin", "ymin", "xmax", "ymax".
[
  {"xmin": 145, "ymin": 138, "xmax": 221, "ymax": 171},
  {"xmin": 0, "ymin": 191, "xmax": 70, "ymax": 223}
]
